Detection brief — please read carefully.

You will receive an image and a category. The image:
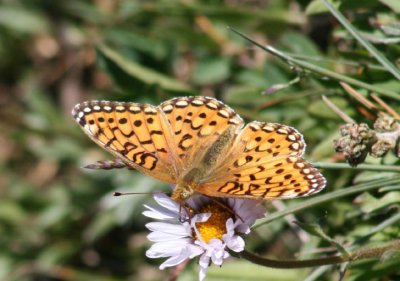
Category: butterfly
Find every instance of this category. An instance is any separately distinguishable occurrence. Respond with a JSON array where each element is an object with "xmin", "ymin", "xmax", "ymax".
[{"xmin": 72, "ymin": 96, "xmax": 326, "ymax": 203}]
